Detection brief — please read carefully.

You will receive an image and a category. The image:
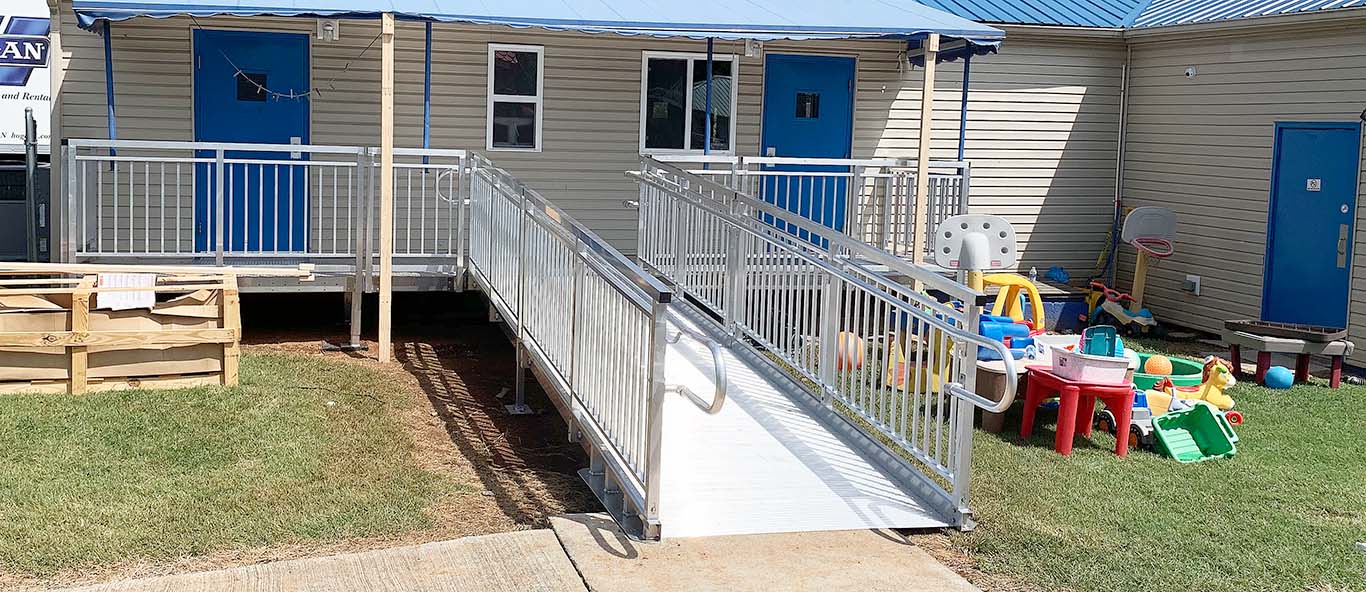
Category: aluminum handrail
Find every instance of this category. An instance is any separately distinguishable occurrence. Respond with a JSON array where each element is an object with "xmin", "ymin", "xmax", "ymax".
[
  {"xmin": 636, "ymin": 158, "xmax": 979, "ymax": 304},
  {"xmin": 475, "ymin": 154, "xmax": 672, "ymax": 305},
  {"xmin": 67, "ymin": 138, "xmax": 368, "ymax": 155},
  {"xmin": 637, "ymin": 165, "xmax": 1016, "ymax": 412},
  {"xmin": 665, "ymin": 323, "xmax": 728, "ymax": 415},
  {"xmin": 655, "ymin": 154, "xmax": 970, "ymax": 172}
]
